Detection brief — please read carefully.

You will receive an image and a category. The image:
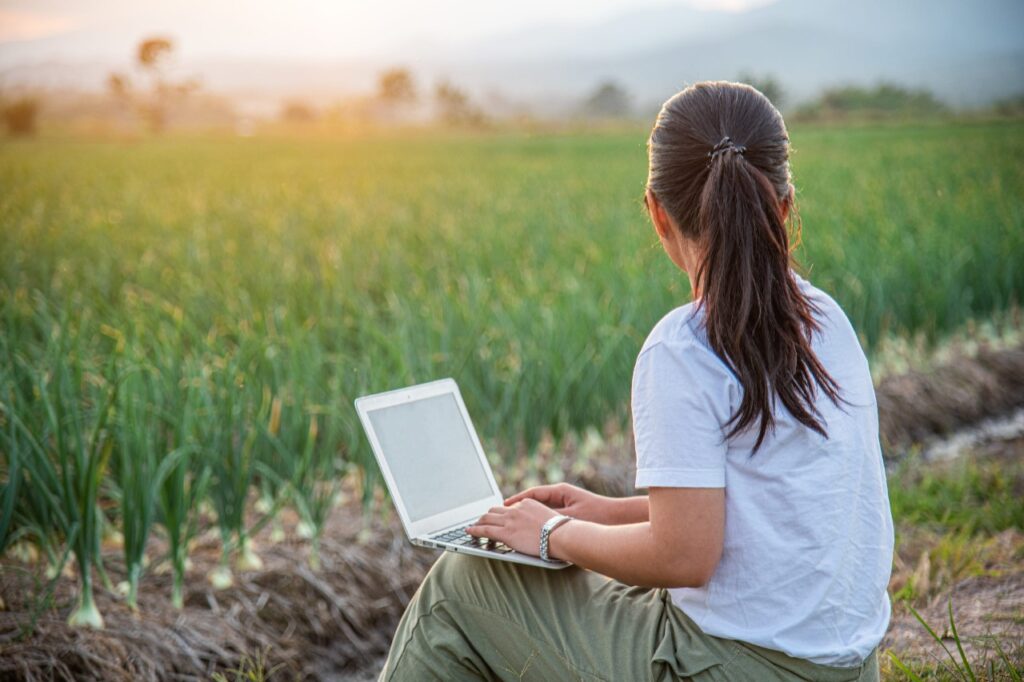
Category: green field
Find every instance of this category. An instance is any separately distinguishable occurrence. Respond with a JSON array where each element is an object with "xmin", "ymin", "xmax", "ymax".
[{"xmin": 1, "ymin": 120, "xmax": 1023, "ymax": 623}]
